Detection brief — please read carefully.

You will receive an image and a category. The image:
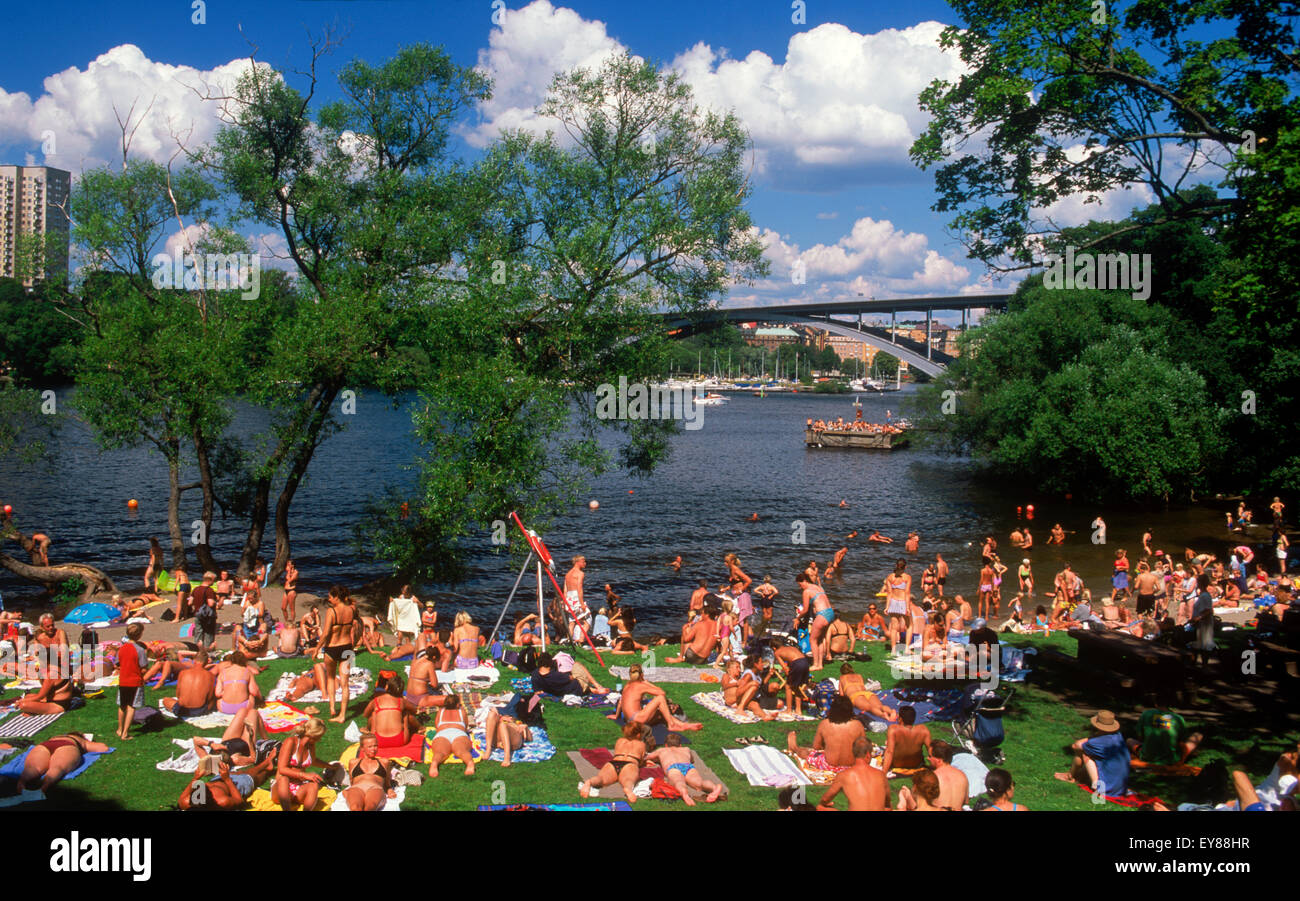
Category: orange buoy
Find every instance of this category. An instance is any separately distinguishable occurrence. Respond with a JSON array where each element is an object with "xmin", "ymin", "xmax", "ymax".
[
  {"xmin": 1016, "ymin": 505, "xmax": 1022, "ymax": 518},
  {"xmin": 628, "ymin": 490, "xmax": 634, "ymax": 494},
  {"xmin": 588, "ymin": 500, "xmax": 600, "ymax": 510},
  {"xmin": 1026, "ymin": 504, "xmax": 1034, "ymax": 520},
  {"xmin": 127, "ymin": 499, "xmax": 139, "ymax": 509}
]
